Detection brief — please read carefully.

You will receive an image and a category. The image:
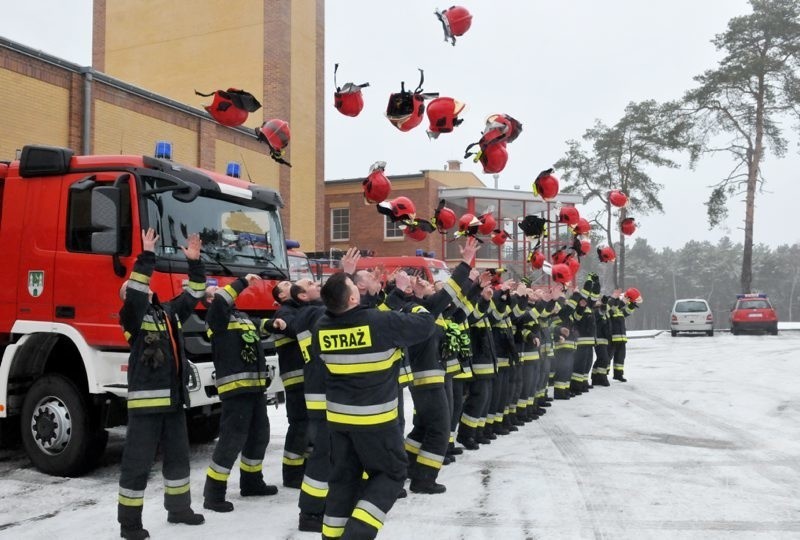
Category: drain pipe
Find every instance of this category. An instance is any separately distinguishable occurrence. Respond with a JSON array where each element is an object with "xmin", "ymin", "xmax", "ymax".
[{"xmin": 80, "ymin": 66, "xmax": 93, "ymax": 155}]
